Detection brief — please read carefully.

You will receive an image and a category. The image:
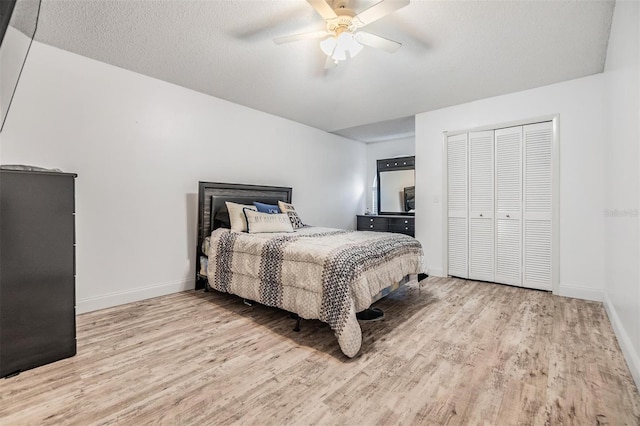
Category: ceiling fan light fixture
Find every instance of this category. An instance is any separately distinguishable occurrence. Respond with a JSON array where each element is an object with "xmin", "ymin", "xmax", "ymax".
[
  {"xmin": 320, "ymin": 36, "xmax": 337, "ymax": 57},
  {"xmin": 320, "ymin": 32, "xmax": 363, "ymax": 63},
  {"xmin": 337, "ymin": 32, "xmax": 363, "ymax": 58},
  {"xmin": 333, "ymin": 46, "xmax": 347, "ymax": 62}
]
